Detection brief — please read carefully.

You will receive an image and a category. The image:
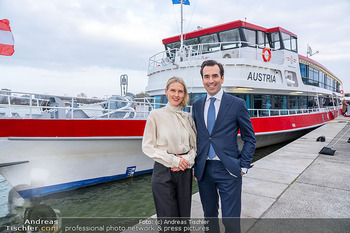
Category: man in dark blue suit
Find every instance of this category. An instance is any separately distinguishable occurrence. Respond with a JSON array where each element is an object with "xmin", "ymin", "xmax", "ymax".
[{"xmin": 192, "ymin": 60, "xmax": 256, "ymax": 232}]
